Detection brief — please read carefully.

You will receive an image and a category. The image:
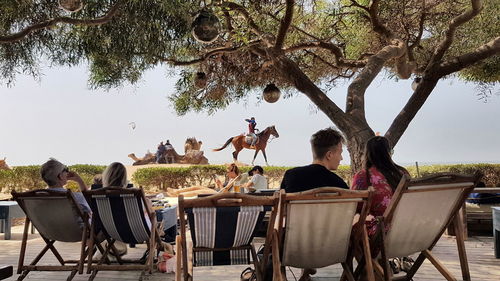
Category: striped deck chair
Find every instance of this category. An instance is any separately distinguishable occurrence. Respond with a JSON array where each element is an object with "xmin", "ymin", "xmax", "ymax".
[
  {"xmin": 273, "ymin": 187, "xmax": 375, "ymax": 281},
  {"xmin": 371, "ymin": 172, "xmax": 481, "ymax": 281},
  {"xmin": 11, "ymin": 189, "xmax": 92, "ymax": 281},
  {"xmin": 83, "ymin": 187, "xmax": 157, "ymax": 280},
  {"xmin": 176, "ymin": 192, "xmax": 279, "ymax": 281}
]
